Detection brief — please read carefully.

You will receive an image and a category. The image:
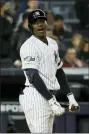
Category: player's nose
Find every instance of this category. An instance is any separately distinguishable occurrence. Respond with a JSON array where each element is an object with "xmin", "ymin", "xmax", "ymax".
[{"xmin": 38, "ymin": 23, "xmax": 44, "ymax": 27}]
